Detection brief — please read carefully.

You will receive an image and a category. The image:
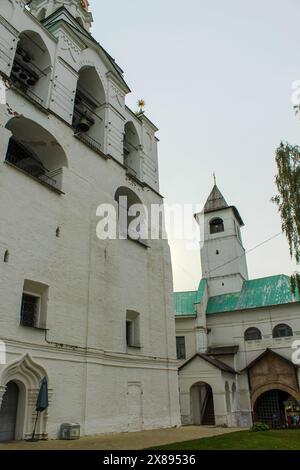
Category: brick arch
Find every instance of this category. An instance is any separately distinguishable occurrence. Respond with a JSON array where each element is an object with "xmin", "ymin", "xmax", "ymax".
[
  {"xmin": 245, "ymin": 349, "xmax": 300, "ymax": 409},
  {"xmin": 252, "ymin": 383, "xmax": 300, "ymax": 408}
]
